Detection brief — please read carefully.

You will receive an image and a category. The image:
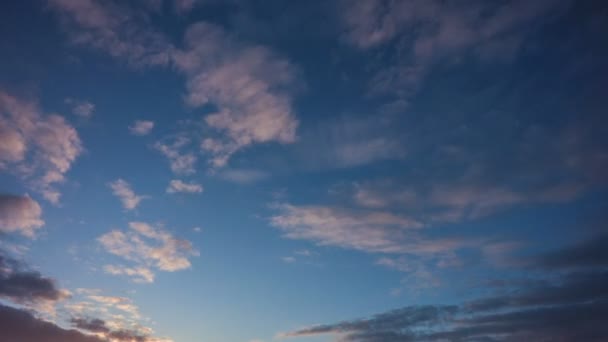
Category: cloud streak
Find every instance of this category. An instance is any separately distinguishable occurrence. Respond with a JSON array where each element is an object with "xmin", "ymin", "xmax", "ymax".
[{"xmin": 281, "ymin": 233, "xmax": 608, "ymax": 341}]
